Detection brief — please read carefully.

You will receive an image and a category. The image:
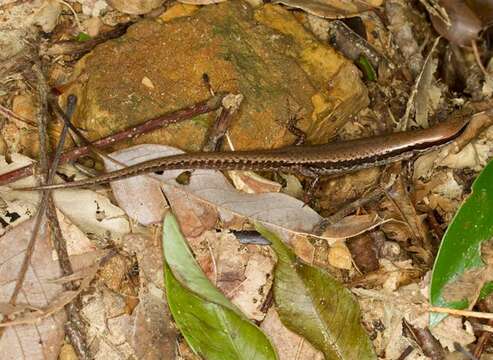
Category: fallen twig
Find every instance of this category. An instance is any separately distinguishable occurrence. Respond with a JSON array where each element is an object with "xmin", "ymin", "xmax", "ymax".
[
  {"xmin": 0, "ymin": 66, "xmax": 90, "ymax": 358},
  {"xmin": 0, "ymin": 93, "xmax": 226, "ymax": 185},
  {"xmin": 45, "ymin": 96, "xmax": 90, "ymax": 359},
  {"xmin": 202, "ymin": 93, "xmax": 243, "ymax": 152},
  {"xmin": 0, "ymin": 104, "xmax": 37, "ymax": 127},
  {"xmin": 327, "ymin": 20, "xmax": 394, "ymax": 72},
  {"xmin": 42, "ymin": 22, "xmax": 133, "ymax": 57}
]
